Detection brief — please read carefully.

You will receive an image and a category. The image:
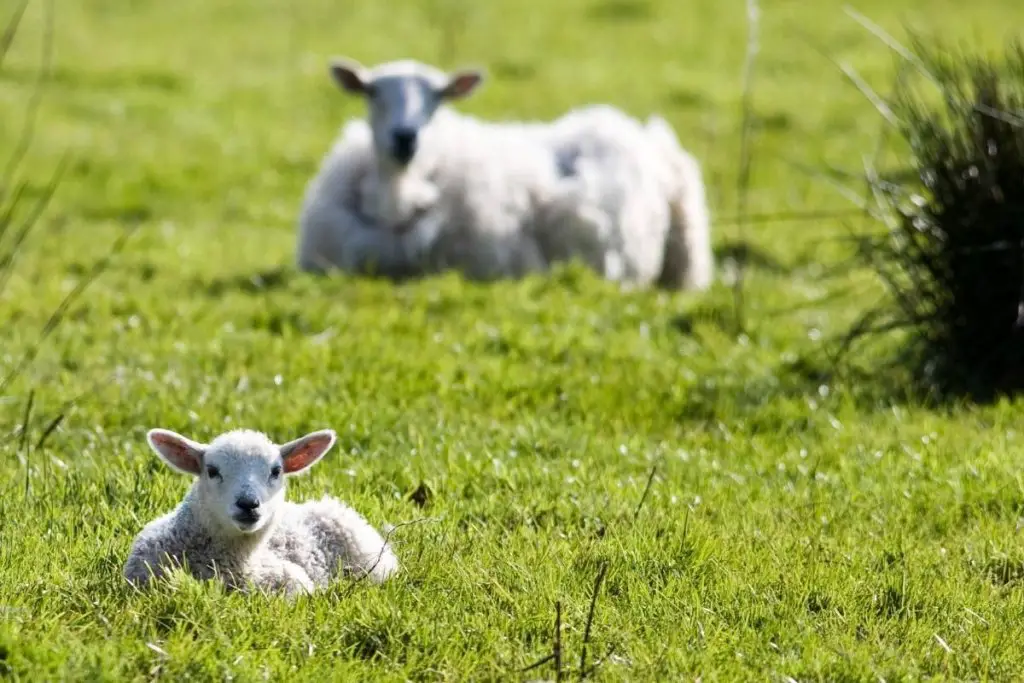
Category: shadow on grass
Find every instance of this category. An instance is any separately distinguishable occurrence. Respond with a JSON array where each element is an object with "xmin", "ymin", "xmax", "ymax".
[
  {"xmin": 585, "ymin": 0, "xmax": 653, "ymax": 23},
  {"xmin": 714, "ymin": 240, "xmax": 789, "ymax": 275},
  {"xmin": 200, "ymin": 266, "xmax": 293, "ymax": 297},
  {"xmin": 0, "ymin": 64, "xmax": 185, "ymax": 93},
  {"xmin": 668, "ymin": 359, "xmax": 830, "ymax": 427},
  {"xmin": 196, "ymin": 239, "xmax": 795, "ymax": 301},
  {"xmin": 663, "ymin": 88, "xmax": 708, "ymax": 110},
  {"xmin": 491, "ymin": 60, "xmax": 537, "ymax": 82}
]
